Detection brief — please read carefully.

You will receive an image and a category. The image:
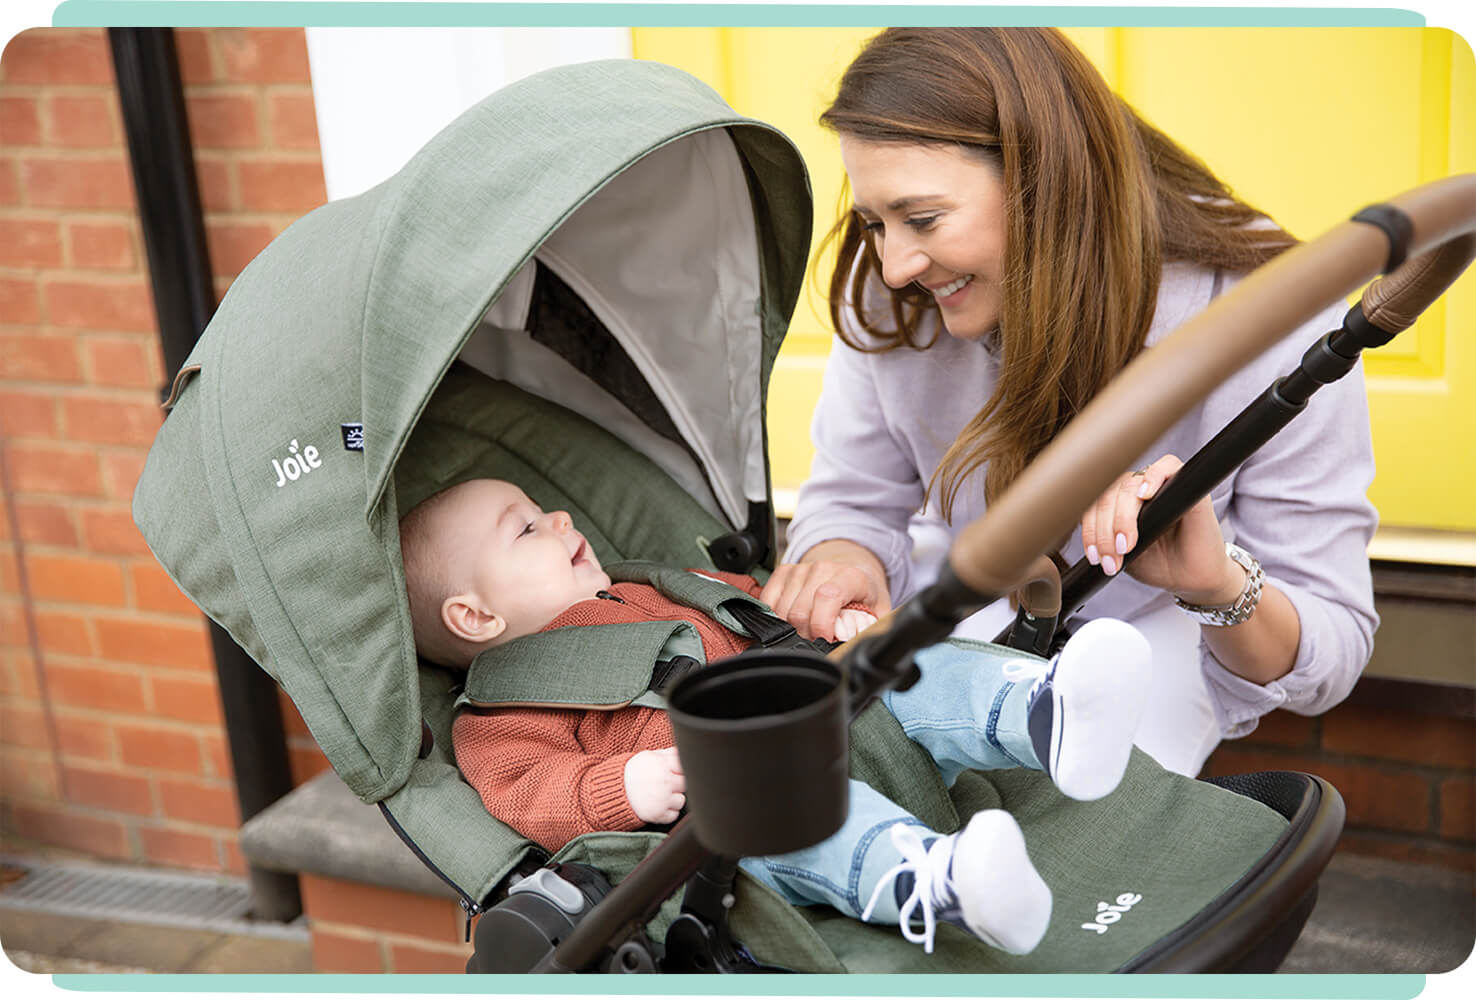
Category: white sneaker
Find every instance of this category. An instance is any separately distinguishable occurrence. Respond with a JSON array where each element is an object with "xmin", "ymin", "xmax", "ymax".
[
  {"xmin": 861, "ymin": 811, "xmax": 1051, "ymax": 955},
  {"xmin": 1004, "ymin": 617, "xmax": 1153, "ymax": 801}
]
